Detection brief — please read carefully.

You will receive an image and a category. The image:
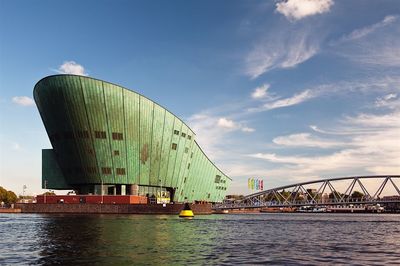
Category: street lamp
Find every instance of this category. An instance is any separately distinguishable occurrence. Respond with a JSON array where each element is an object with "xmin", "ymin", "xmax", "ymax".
[{"xmin": 22, "ymin": 185, "xmax": 26, "ymax": 200}]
